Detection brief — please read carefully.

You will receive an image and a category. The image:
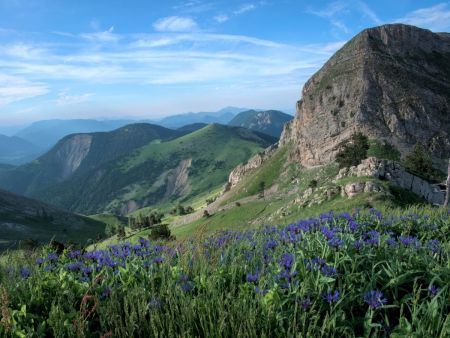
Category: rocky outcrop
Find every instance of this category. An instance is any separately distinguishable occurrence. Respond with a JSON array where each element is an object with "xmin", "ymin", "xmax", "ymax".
[
  {"xmin": 55, "ymin": 134, "xmax": 92, "ymax": 180},
  {"xmin": 163, "ymin": 158, "xmax": 192, "ymax": 200},
  {"xmin": 337, "ymin": 157, "xmax": 445, "ymax": 204},
  {"xmin": 341, "ymin": 181, "xmax": 386, "ymax": 198},
  {"xmin": 280, "ymin": 24, "xmax": 450, "ymax": 171},
  {"xmin": 228, "ymin": 144, "xmax": 278, "ymax": 188}
]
